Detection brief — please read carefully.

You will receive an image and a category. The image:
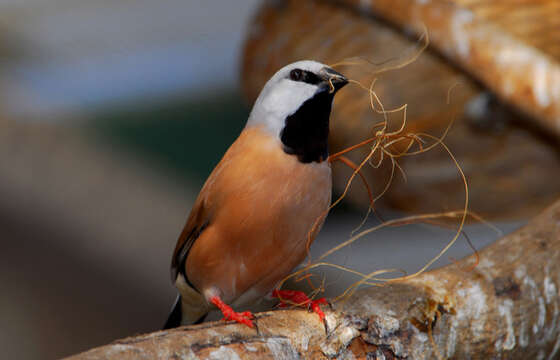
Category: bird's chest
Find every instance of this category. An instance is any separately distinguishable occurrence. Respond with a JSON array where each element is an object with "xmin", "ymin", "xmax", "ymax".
[
  {"xmin": 263, "ymin": 160, "xmax": 331, "ymax": 231},
  {"xmin": 190, "ymin": 128, "xmax": 332, "ymax": 301},
  {"xmin": 221, "ymin": 153, "xmax": 331, "ymax": 302},
  {"xmin": 230, "ymin": 141, "xmax": 332, "ymax": 237},
  {"xmin": 211, "ymin": 128, "xmax": 332, "ymax": 229}
]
